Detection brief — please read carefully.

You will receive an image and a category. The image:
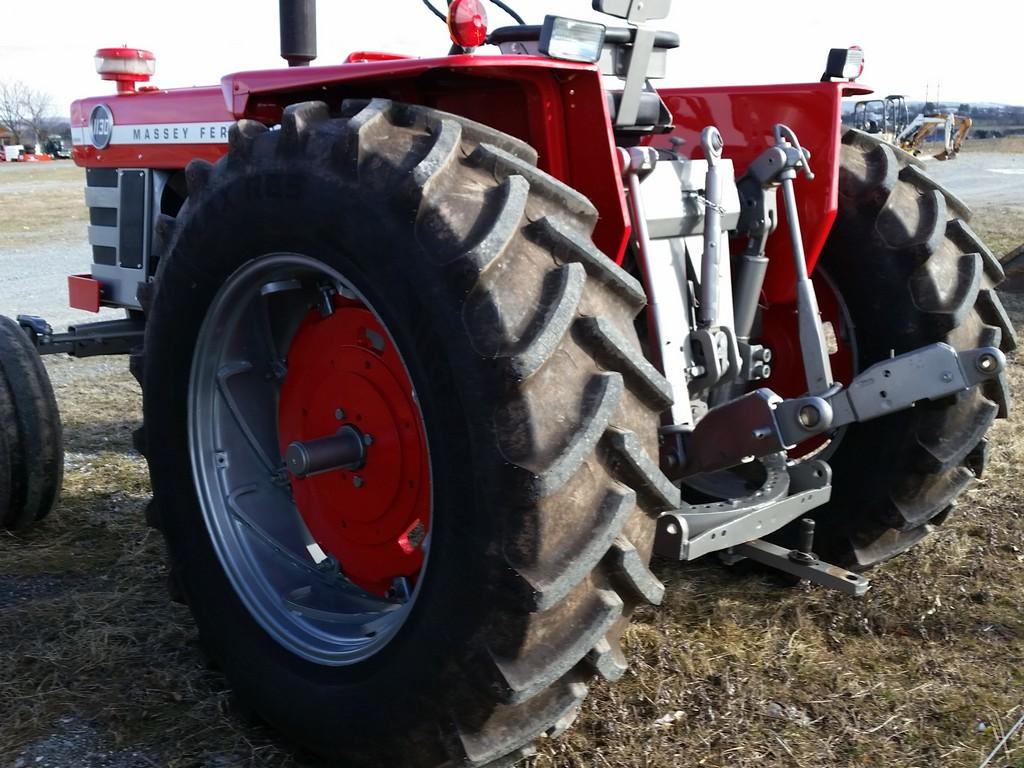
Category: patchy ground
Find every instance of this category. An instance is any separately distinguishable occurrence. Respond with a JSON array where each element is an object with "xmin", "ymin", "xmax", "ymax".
[
  {"xmin": 0, "ymin": 149, "xmax": 1021, "ymax": 768},
  {"xmin": 0, "ymin": 162, "xmax": 120, "ymax": 331},
  {"xmin": 927, "ymin": 137, "xmax": 1024, "ymax": 258}
]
